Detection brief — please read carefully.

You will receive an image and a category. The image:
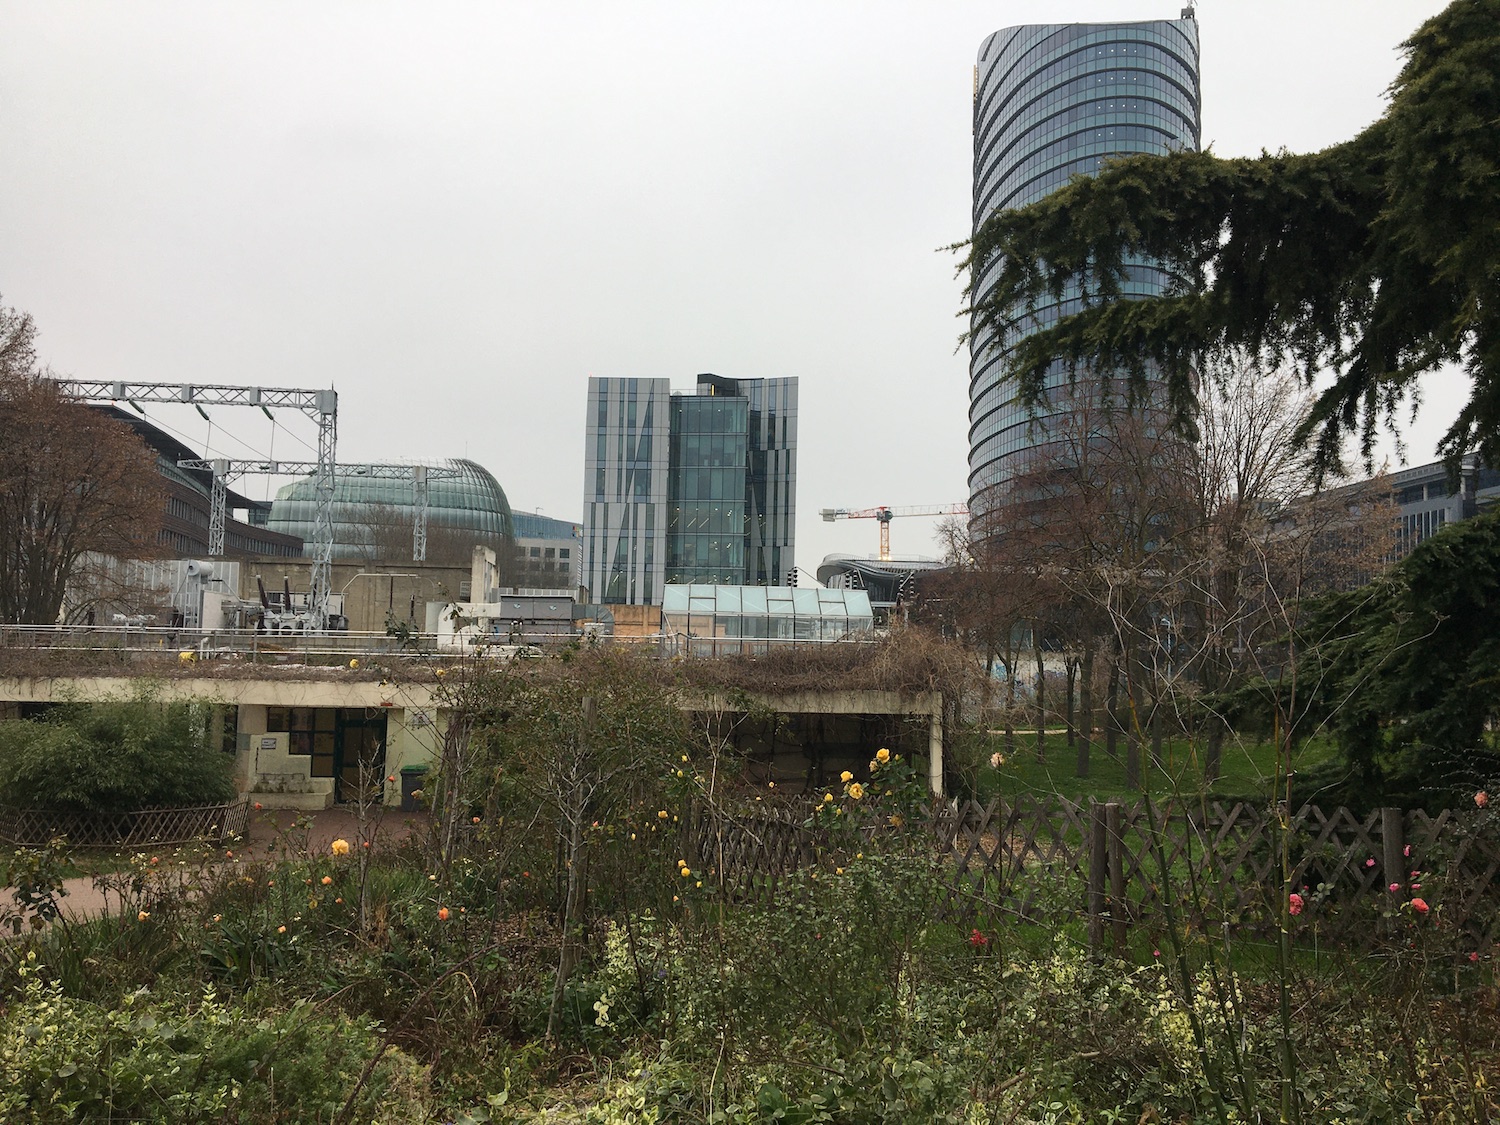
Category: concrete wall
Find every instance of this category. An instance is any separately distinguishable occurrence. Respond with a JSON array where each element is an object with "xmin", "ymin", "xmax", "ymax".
[
  {"xmin": 239, "ymin": 559, "xmax": 470, "ymax": 633},
  {"xmin": 0, "ymin": 676, "xmax": 946, "ymax": 800}
]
